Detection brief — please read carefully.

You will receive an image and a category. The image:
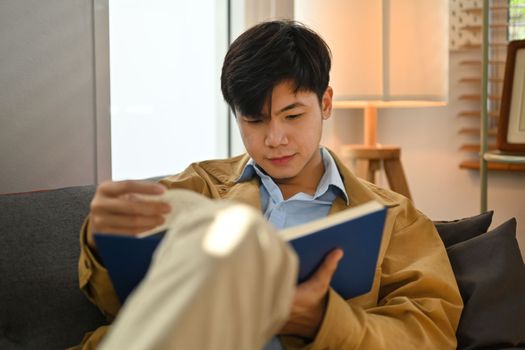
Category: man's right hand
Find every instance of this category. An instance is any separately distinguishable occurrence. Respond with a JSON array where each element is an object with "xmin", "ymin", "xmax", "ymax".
[{"xmin": 87, "ymin": 180, "xmax": 172, "ymax": 249}]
